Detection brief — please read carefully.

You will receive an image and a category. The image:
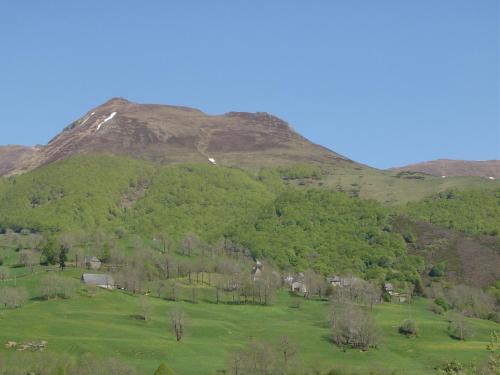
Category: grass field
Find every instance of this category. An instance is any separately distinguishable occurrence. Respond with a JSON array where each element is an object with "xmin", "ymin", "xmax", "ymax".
[
  {"xmin": 317, "ymin": 165, "xmax": 500, "ymax": 205},
  {"xmin": 0, "ymin": 269, "xmax": 498, "ymax": 374}
]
